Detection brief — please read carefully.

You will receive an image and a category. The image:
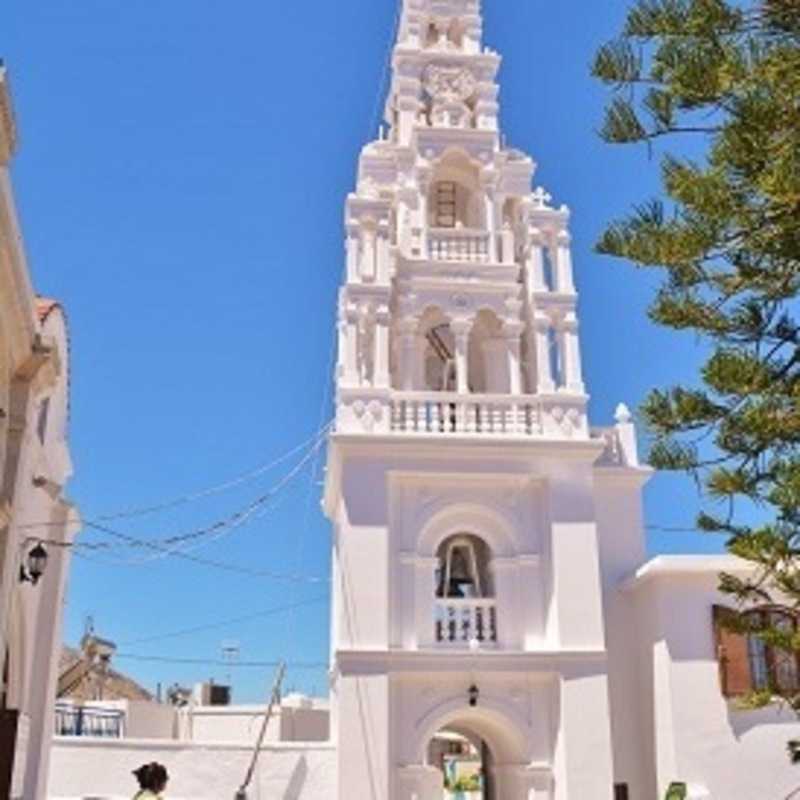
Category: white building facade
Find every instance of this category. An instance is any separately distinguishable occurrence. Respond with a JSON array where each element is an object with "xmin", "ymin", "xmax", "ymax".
[
  {"xmin": 0, "ymin": 65, "xmax": 79, "ymax": 800},
  {"xmin": 321, "ymin": 2, "xmax": 800, "ymax": 800}
]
